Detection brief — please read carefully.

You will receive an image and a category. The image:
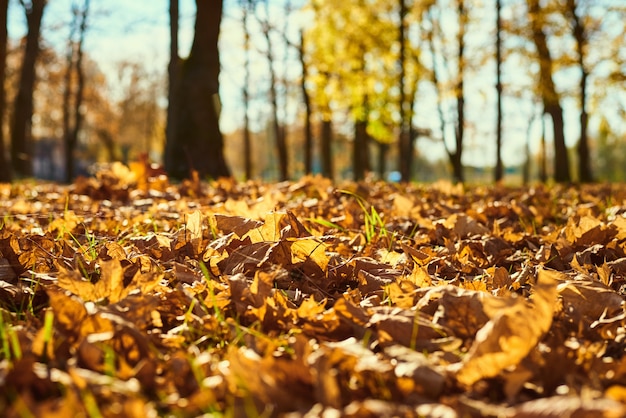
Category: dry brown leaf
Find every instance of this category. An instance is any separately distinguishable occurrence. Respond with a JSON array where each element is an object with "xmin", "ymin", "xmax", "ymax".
[
  {"xmin": 453, "ymin": 268, "xmax": 558, "ymax": 386},
  {"xmin": 7, "ymin": 175, "xmax": 626, "ymax": 416},
  {"xmin": 183, "ymin": 210, "xmax": 203, "ymax": 255}
]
